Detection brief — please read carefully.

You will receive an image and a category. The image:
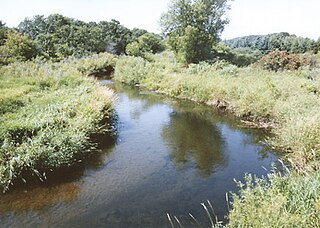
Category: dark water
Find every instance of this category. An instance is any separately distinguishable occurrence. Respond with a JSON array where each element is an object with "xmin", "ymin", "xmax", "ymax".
[{"xmin": 0, "ymin": 81, "xmax": 279, "ymax": 227}]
